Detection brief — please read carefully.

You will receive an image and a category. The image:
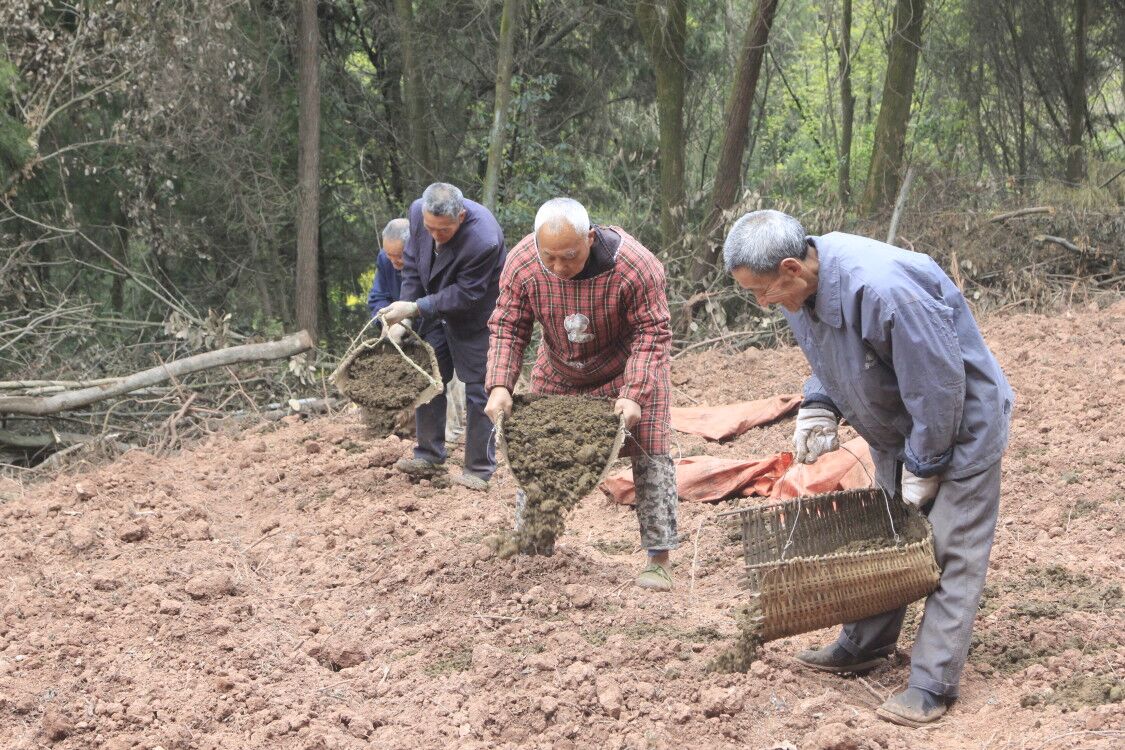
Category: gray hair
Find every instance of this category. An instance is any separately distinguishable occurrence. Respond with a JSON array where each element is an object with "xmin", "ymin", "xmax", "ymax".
[
  {"xmin": 723, "ymin": 210, "xmax": 808, "ymax": 274},
  {"xmin": 381, "ymin": 218, "xmax": 409, "ymax": 243},
  {"xmin": 421, "ymin": 182, "xmax": 465, "ymax": 218},
  {"xmin": 534, "ymin": 197, "xmax": 590, "ymax": 235}
]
